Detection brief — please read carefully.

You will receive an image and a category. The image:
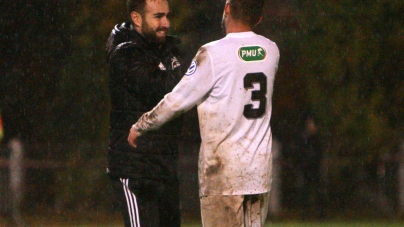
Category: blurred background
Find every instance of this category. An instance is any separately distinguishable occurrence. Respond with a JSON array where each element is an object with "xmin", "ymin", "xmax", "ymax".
[{"xmin": 0, "ymin": 0, "xmax": 403, "ymax": 225}]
